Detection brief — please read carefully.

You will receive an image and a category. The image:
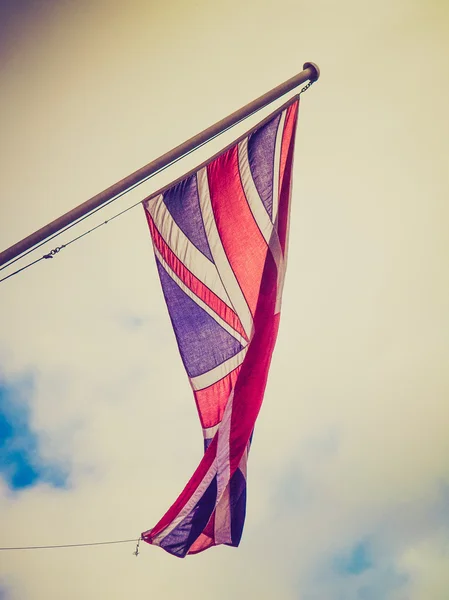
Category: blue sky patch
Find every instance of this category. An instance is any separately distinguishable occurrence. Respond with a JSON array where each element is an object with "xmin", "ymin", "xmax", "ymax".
[
  {"xmin": 0, "ymin": 584, "xmax": 9, "ymax": 600},
  {"xmin": 334, "ymin": 540, "xmax": 373, "ymax": 575},
  {"xmin": 118, "ymin": 313, "xmax": 147, "ymax": 329},
  {"xmin": 0, "ymin": 375, "xmax": 69, "ymax": 491},
  {"xmin": 300, "ymin": 541, "xmax": 408, "ymax": 600}
]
